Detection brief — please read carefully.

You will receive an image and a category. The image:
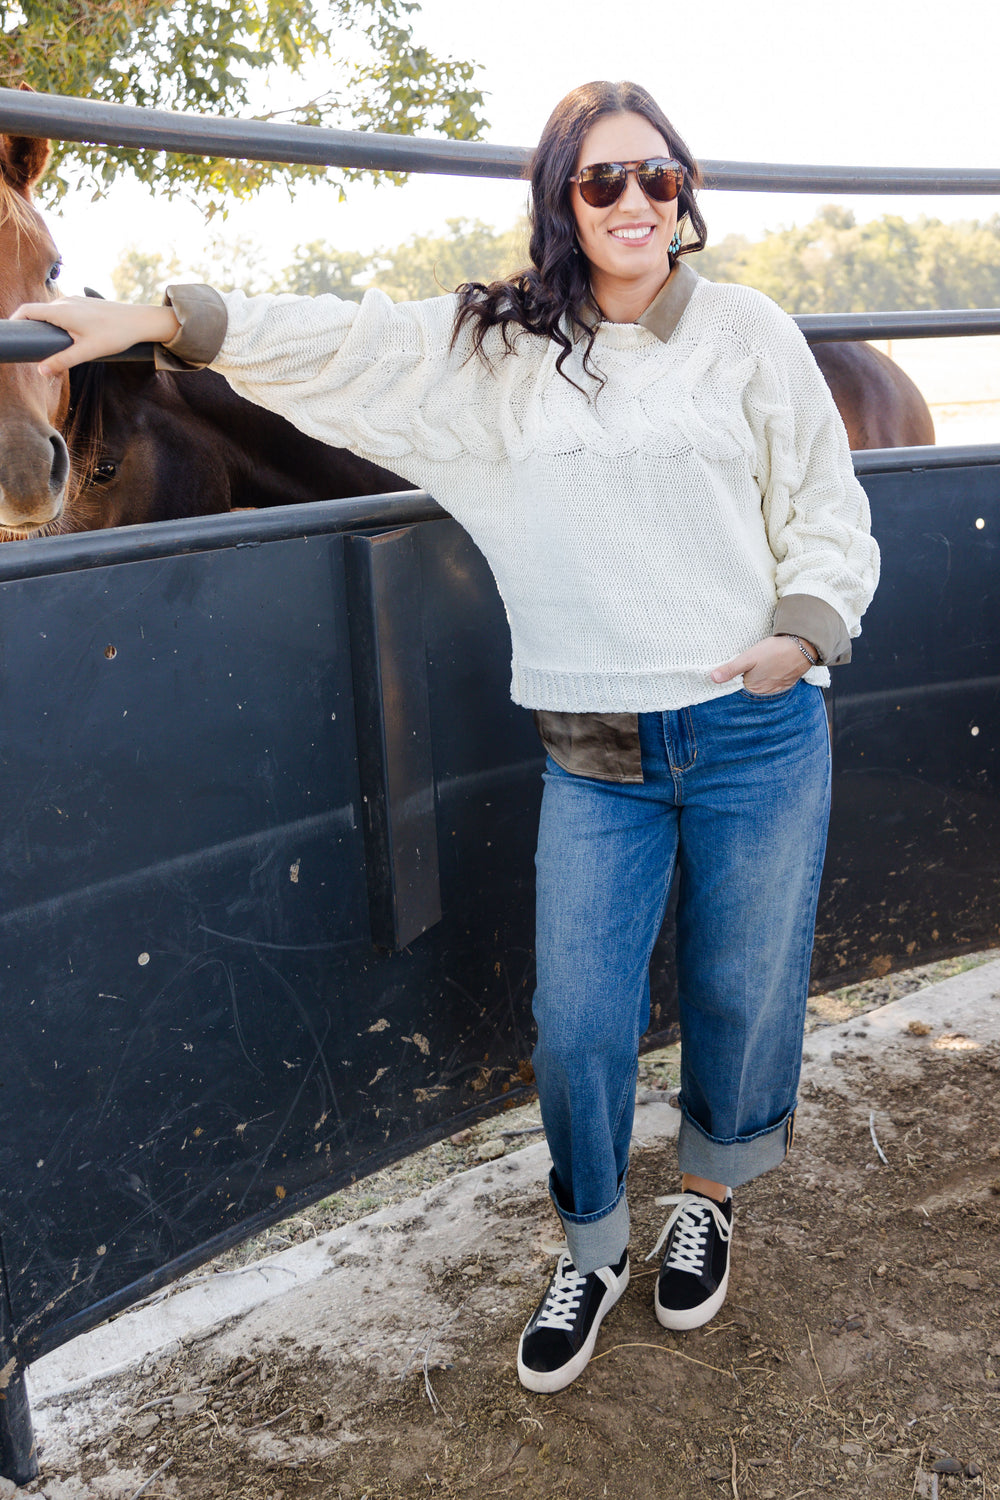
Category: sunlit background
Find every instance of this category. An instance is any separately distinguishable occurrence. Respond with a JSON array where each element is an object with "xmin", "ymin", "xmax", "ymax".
[{"xmin": 44, "ymin": 0, "xmax": 1000, "ymax": 443}]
